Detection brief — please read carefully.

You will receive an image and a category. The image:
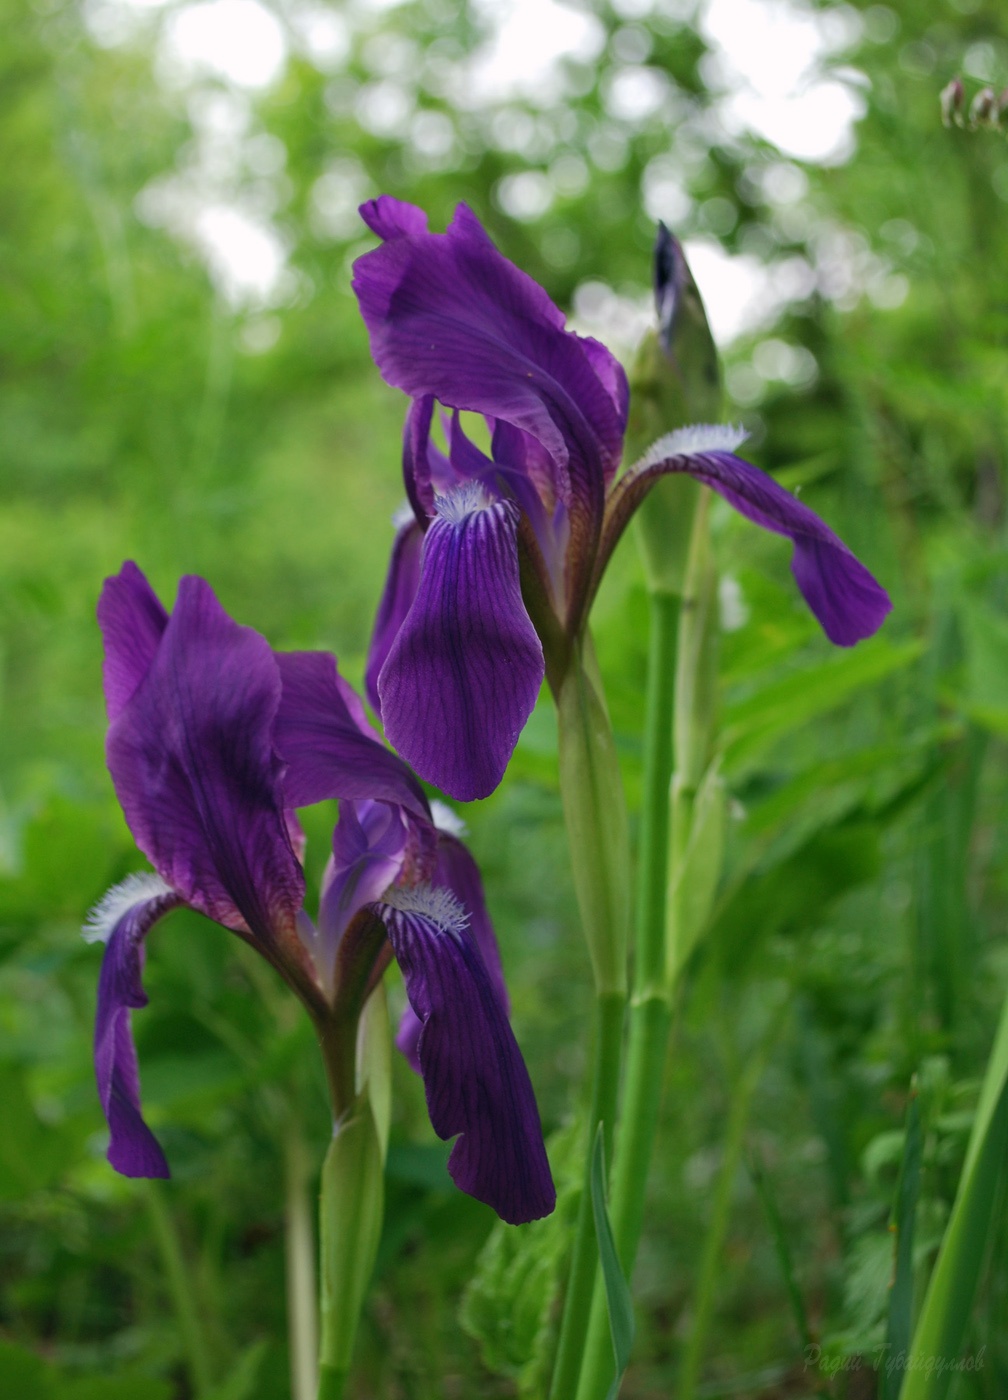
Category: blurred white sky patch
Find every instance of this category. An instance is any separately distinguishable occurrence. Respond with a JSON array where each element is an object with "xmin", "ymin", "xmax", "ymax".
[
  {"xmin": 700, "ymin": 0, "xmax": 866, "ymax": 164},
  {"xmin": 160, "ymin": 0, "xmax": 287, "ymax": 88},
  {"xmin": 465, "ymin": 0, "xmax": 606, "ymax": 105},
  {"xmin": 191, "ymin": 204, "xmax": 289, "ymax": 303},
  {"xmin": 95, "ymin": 0, "xmax": 878, "ymax": 324}
]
